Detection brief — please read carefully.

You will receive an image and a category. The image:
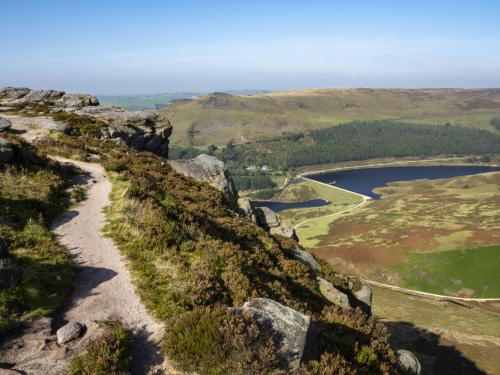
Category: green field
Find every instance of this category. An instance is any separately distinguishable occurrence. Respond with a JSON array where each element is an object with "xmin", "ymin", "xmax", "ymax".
[
  {"xmin": 392, "ymin": 245, "xmax": 500, "ymax": 298},
  {"xmin": 277, "ymin": 179, "xmax": 362, "ymax": 247}
]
